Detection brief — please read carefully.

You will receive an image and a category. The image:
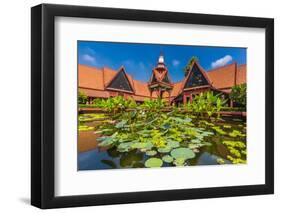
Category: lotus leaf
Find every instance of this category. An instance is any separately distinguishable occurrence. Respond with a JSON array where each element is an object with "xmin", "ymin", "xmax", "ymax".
[
  {"xmin": 158, "ymin": 146, "xmax": 172, "ymax": 153},
  {"xmin": 203, "ymin": 142, "xmax": 212, "ymax": 146},
  {"xmin": 131, "ymin": 142, "xmax": 153, "ymax": 150},
  {"xmin": 145, "ymin": 150, "xmax": 157, "ymax": 156},
  {"xmin": 228, "ymin": 147, "xmax": 241, "ymax": 158},
  {"xmin": 167, "ymin": 140, "xmax": 180, "ymax": 148},
  {"xmin": 98, "ymin": 137, "xmax": 115, "ymax": 147},
  {"xmin": 188, "ymin": 144, "xmax": 201, "ymax": 149},
  {"xmin": 173, "ymin": 158, "xmax": 186, "ymax": 166},
  {"xmin": 216, "ymin": 158, "xmax": 225, "ymax": 164},
  {"xmin": 212, "ymin": 126, "xmax": 227, "ymax": 135},
  {"xmin": 241, "ymin": 150, "xmax": 247, "ymax": 155},
  {"xmin": 162, "ymin": 155, "xmax": 174, "ymax": 163},
  {"xmin": 222, "ymin": 140, "xmax": 246, "ymax": 149},
  {"xmin": 229, "ymin": 130, "xmax": 246, "ymax": 138},
  {"xmin": 171, "ymin": 148, "xmax": 195, "ymax": 160},
  {"xmin": 79, "ymin": 125, "xmax": 94, "ymax": 131},
  {"xmin": 145, "ymin": 158, "xmax": 163, "ymax": 168},
  {"xmin": 183, "ymin": 118, "xmax": 192, "ymax": 123},
  {"xmin": 192, "ymin": 148, "xmax": 200, "ymax": 153},
  {"xmin": 201, "ymin": 131, "xmax": 214, "ymax": 136},
  {"xmin": 117, "ymin": 142, "xmax": 134, "ymax": 152},
  {"xmin": 191, "ymin": 139, "xmax": 201, "ymax": 143},
  {"xmin": 115, "ymin": 120, "xmax": 127, "ymax": 128}
]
